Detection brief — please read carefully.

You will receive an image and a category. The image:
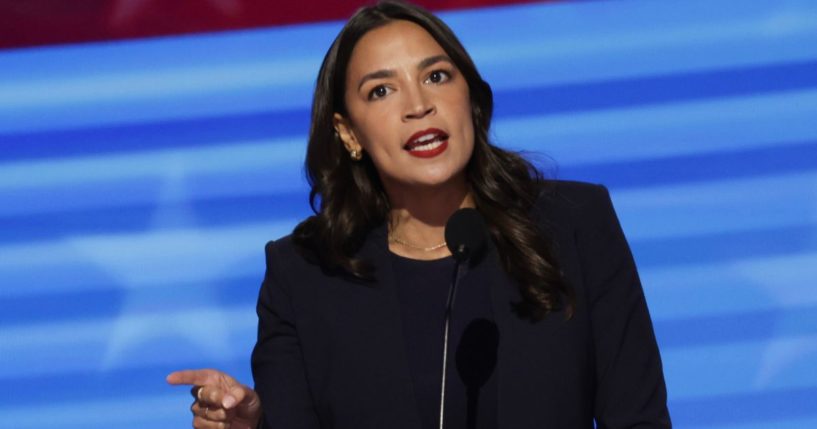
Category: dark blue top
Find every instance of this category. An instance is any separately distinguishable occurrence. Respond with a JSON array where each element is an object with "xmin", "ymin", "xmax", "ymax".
[{"xmin": 390, "ymin": 252, "xmax": 498, "ymax": 429}]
